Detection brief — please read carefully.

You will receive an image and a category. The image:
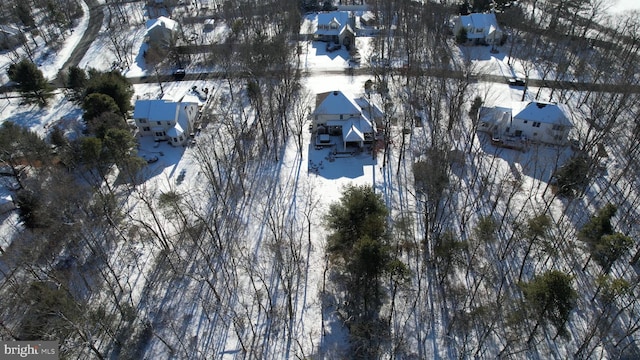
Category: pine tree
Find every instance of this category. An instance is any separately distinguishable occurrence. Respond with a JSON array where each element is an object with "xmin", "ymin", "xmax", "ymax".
[{"xmin": 7, "ymin": 59, "xmax": 54, "ymax": 105}]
